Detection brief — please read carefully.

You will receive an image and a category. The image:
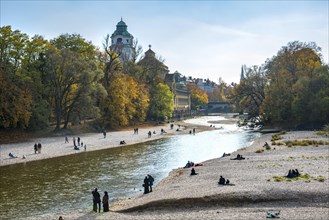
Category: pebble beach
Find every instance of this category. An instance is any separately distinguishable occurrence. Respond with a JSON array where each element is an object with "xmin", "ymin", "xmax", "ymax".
[{"xmin": 1, "ymin": 121, "xmax": 328, "ymax": 219}]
